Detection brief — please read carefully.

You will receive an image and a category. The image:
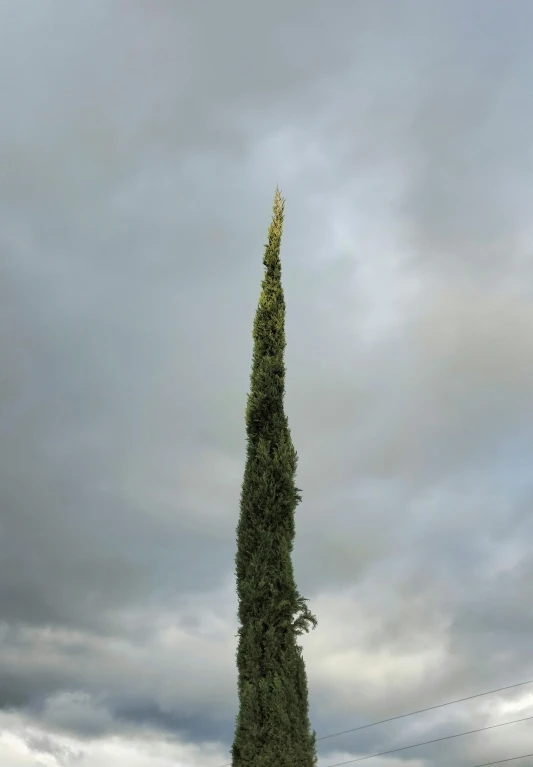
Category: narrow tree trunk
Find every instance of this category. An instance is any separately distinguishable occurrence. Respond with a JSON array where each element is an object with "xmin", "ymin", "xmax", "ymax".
[{"xmin": 231, "ymin": 188, "xmax": 318, "ymax": 767}]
